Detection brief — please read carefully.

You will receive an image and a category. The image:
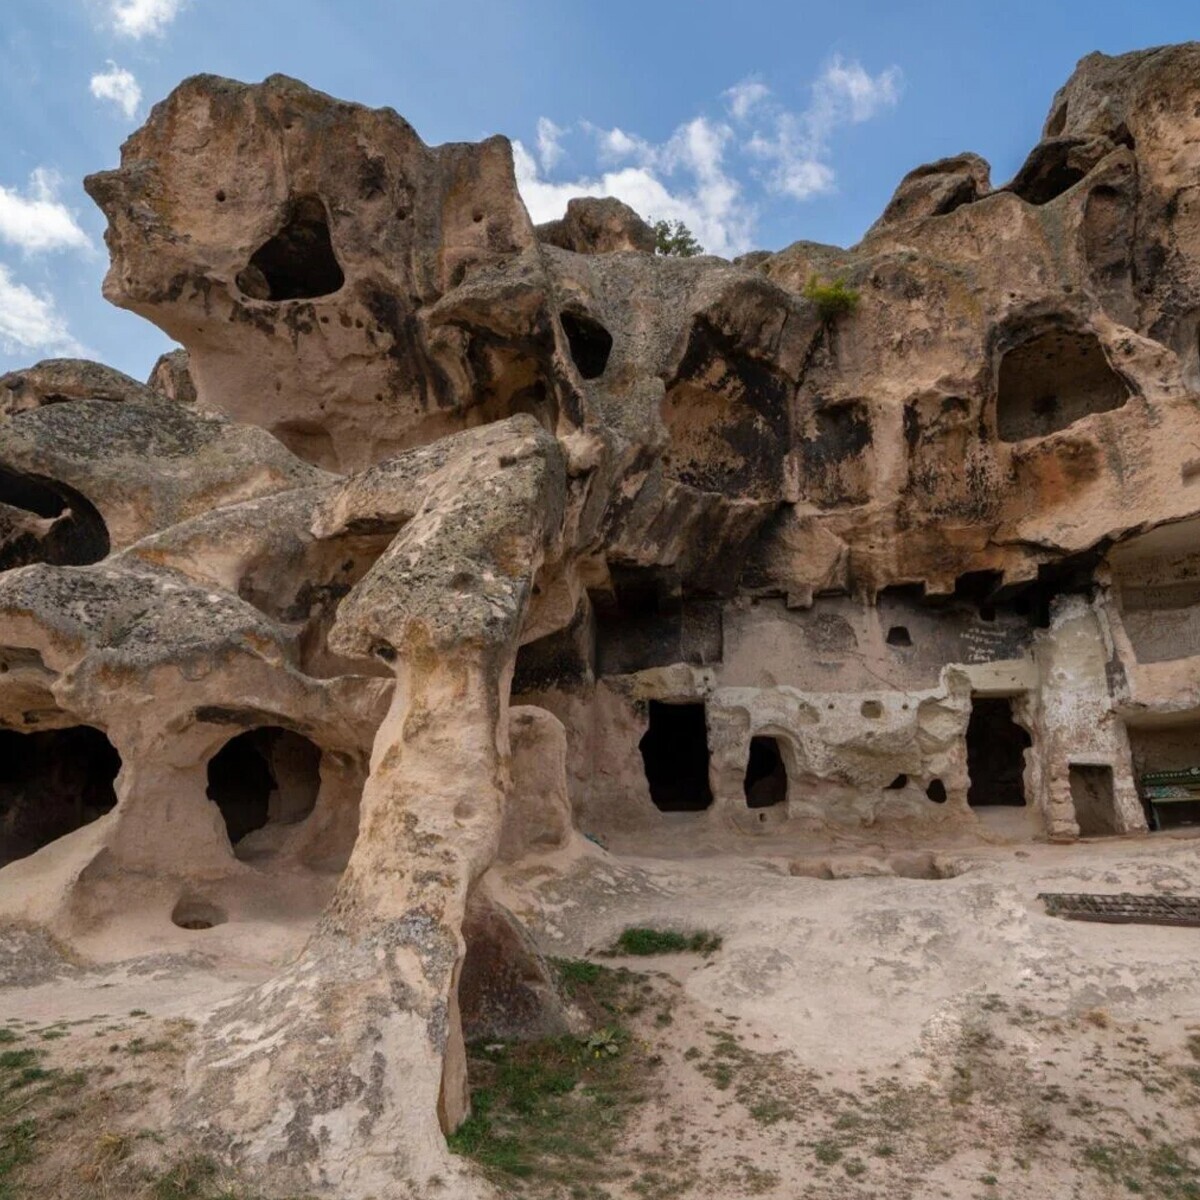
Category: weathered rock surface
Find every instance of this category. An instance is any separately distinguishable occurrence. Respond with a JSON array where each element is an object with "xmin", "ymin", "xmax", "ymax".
[
  {"xmin": 2, "ymin": 41, "xmax": 1200, "ymax": 1200},
  {"xmin": 536, "ymin": 195, "xmax": 657, "ymax": 254}
]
